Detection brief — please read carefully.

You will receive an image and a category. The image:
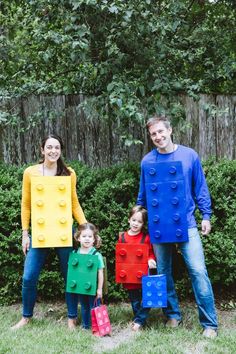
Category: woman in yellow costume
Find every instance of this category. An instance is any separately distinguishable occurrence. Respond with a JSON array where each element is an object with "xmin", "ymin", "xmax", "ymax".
[{"xmin": 12, "ymin": 134, "xmax": 86, "ymax": 330}]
